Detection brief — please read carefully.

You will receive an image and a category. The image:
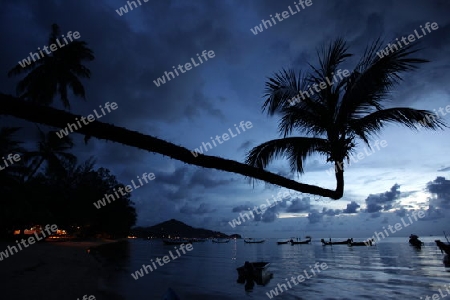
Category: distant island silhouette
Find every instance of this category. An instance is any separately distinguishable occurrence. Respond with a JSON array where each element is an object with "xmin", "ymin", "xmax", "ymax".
[{"xmin": 132, "ymin": 219, "xmax": 241, "ymax": 239}]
